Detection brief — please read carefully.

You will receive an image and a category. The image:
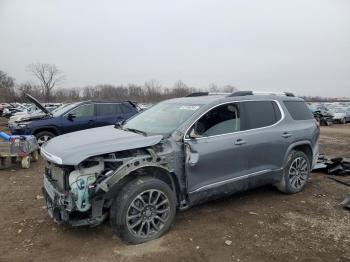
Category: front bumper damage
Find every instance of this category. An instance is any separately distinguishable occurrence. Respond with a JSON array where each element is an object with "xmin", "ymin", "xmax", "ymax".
[{"xmin": 42, "ymin": 174, "xmax": 107, "ymax": 227}]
